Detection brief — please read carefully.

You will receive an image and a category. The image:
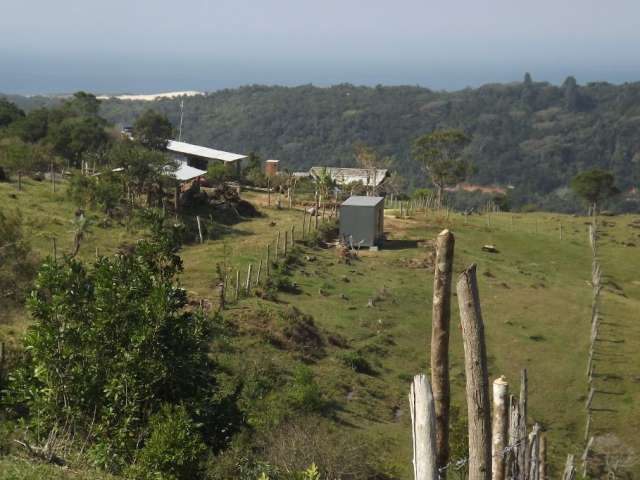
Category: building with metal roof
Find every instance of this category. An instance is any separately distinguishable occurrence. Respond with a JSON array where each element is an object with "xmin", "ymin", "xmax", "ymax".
[
  {"xmin": 166, "ymin": 140, "xmax": 247, "ymax": 175},
  {"xmin": 339, "ymin": 196, "xmax": 385, "ymax": 248},
  {"xmin": 309, "ymin": 167, "xmax": 389, "ymax": 187}
]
